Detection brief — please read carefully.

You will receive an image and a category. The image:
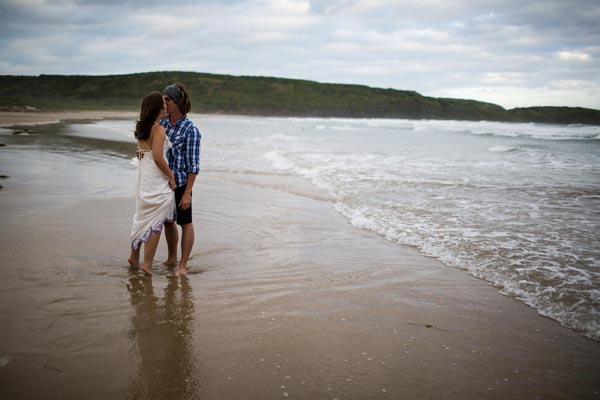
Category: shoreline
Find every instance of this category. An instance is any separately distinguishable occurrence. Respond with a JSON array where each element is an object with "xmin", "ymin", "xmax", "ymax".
[
  {"xmin": 0, "ymin": 110, "xmax": 137, "ymax": 126},
  {"xmin": 3, "ymin": 110, "xmax": 600, "ymax": 129},
  {"xmin": 0, "ymin": 110, "xmax": 304, "ymax": 128}
]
